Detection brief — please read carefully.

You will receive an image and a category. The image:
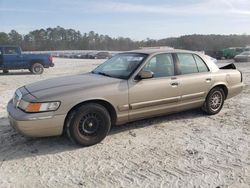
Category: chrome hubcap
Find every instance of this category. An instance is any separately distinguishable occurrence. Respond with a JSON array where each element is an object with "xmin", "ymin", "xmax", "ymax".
[
  {"xmin": 35, "ymin": 66, "xmax": 41, "ymax": 72},
  {"xmin": 209, "ymin": 91, "xmax": 223, "ymax": 111}
]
